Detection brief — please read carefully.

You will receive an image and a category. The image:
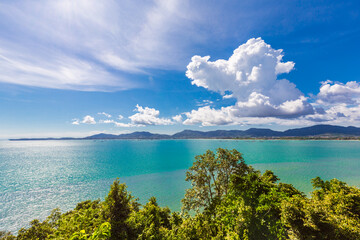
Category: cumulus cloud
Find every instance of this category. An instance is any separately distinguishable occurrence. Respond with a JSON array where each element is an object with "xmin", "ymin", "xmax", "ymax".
[
  {"xmin": 317, "ymin": 80, "xmax": 360, "ymax": 105},
  {"xmin": 108, "ymin": 79, "xmax": 360, "ymax": 128},
  {"xmin": 186, "ymin": 38, "xmax": 298, "ymax": 103},
  {"xmin": 183, "ymin": 106, "xmax": 320, "ymax": 127},
  {"xmin": 77, "ymin": 105, "xmax": 176, "ymax": 127},
  {"xmin": 184, "ymin": 106, "xmax": 234, "ymax": 126},
  {"xmin": 299, "ymin": 103, "xmax": 360, "ymax": 125},
  {"xmin": 82, "ymin": 115, "xmax": 96, "ymax": 124},
  {"xmin": 296, "ymin": 80, "xmax": 360, "ymax": 125},
  {"xmin": 184, "ymin": 38, "xmax": 314, "ymax": 126},
  {"xmin": 129, "ymin": 105, "xmax": 174, "ymax": 125},
  {"xmin": 172, "ymin": 114, "xmax": 183, "ymax": 123}
]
